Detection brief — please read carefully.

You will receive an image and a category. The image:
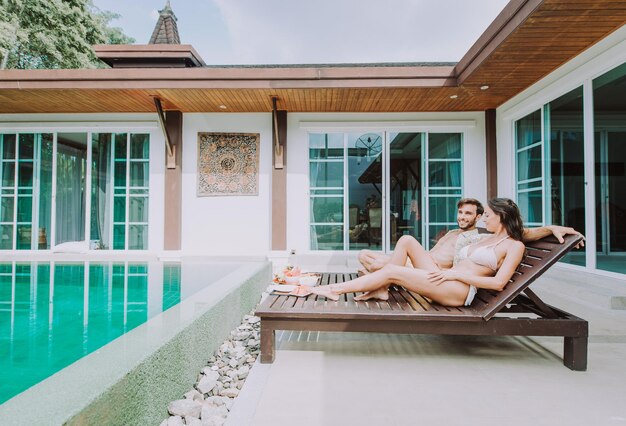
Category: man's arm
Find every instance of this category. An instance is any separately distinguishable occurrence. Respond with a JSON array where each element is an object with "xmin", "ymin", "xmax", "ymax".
[{"xmin": 522, "ymin": 225, "xmax": 585, "ymax": 247}]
